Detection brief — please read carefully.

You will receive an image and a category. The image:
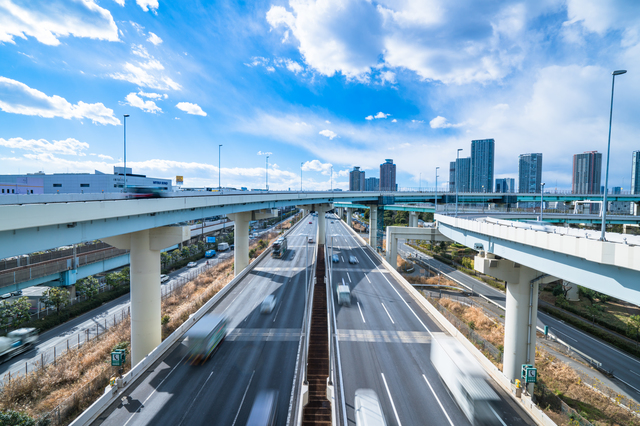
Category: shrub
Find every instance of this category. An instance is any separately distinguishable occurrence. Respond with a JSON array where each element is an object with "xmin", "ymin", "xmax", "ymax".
[
  {"xmin": 161, "ymin": 315, "xmax": 170, "ymax": 326},
  {"xmin": 0, "ymin": 410, "xmax": 40, "ymax": 426}
]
